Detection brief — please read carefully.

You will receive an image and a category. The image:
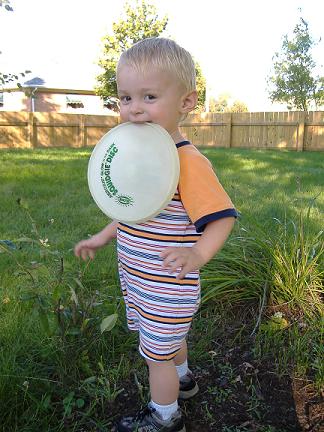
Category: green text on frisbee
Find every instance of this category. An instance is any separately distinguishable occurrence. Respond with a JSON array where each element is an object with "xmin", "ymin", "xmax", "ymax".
[{"xmin": 100, "ymin": 143, "xmax": 134, "ymax": 206}]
